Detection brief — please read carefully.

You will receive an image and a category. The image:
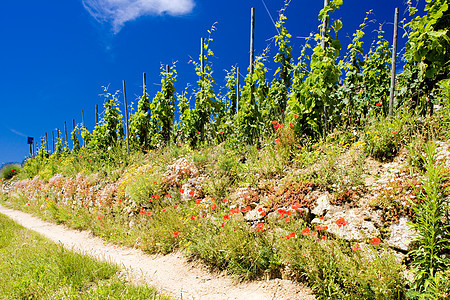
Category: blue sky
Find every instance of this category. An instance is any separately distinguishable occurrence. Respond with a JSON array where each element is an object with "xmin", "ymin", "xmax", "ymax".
[{"xmin": 0, "ymin": 0, "xmax": 420, "ymax": 166}]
